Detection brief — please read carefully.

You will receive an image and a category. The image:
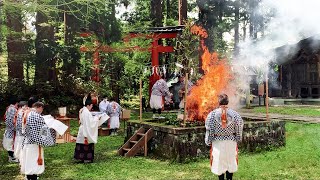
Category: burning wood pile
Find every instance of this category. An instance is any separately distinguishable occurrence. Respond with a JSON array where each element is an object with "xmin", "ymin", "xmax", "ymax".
[{"xmin": 185, "ymin": 26, "xmax": 235, "ymax": 121}]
